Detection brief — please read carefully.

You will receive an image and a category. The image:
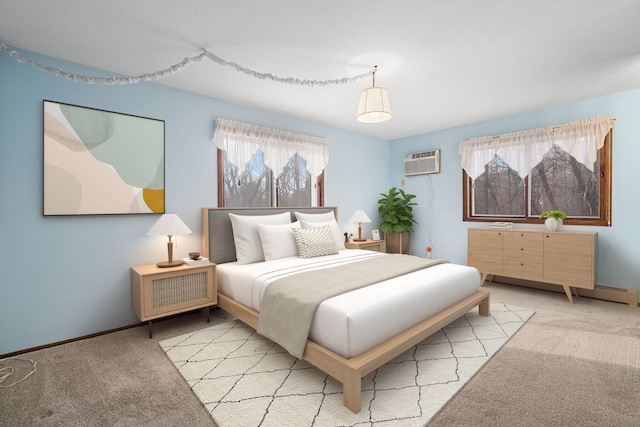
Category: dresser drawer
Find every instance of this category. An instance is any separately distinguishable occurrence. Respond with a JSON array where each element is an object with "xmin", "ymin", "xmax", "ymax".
[
  {"xmin": 503, "ymin": 260, "xmax": 543, "ymax": 280},
  {"xmin": 504, "ymin": 231, "xmax": 543, "ymax": 250}
]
